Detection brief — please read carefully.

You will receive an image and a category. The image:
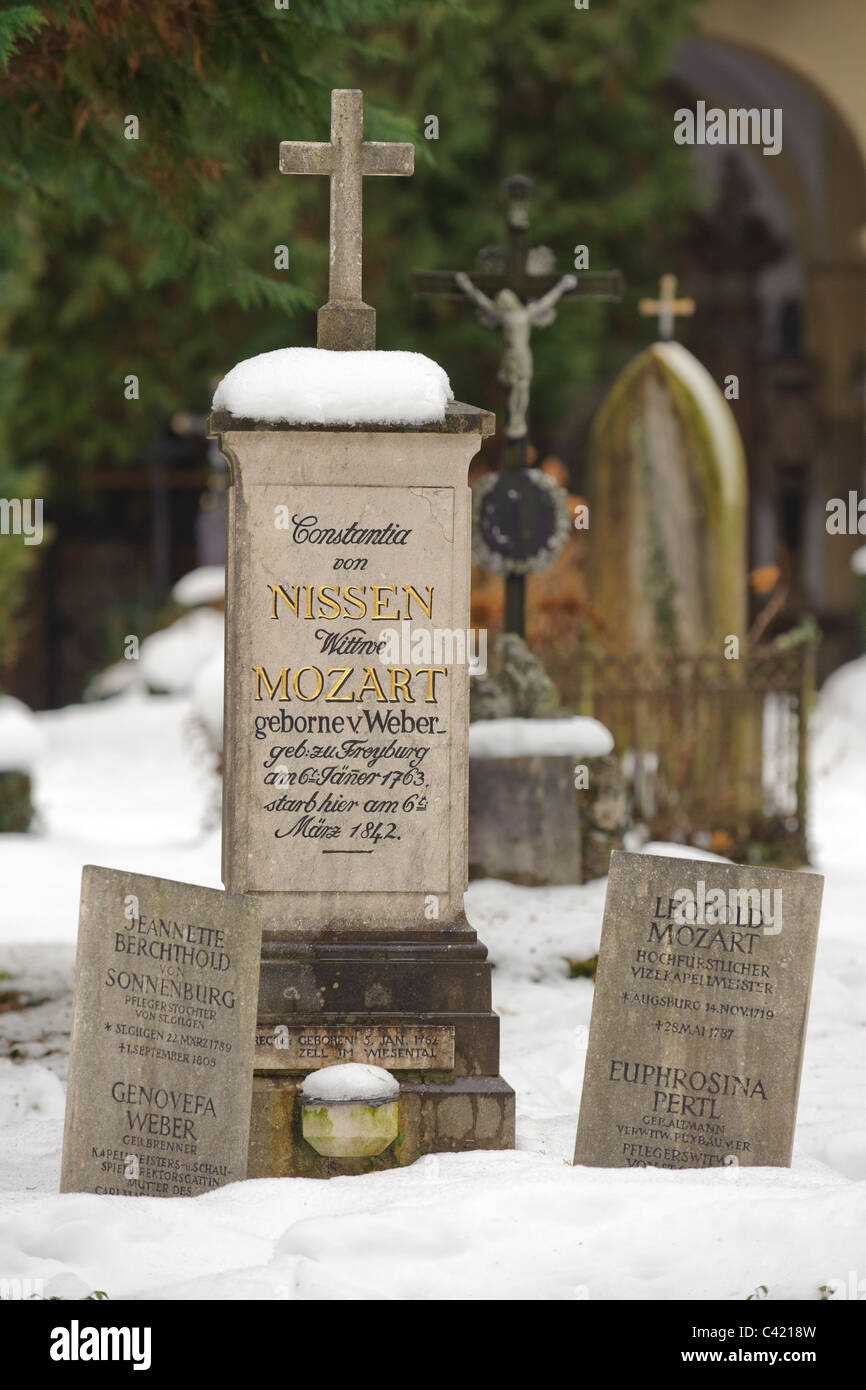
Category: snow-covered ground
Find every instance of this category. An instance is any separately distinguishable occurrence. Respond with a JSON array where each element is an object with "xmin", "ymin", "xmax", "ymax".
[{"xmin": 0, "ymin": 665, "xmax": 864, "ymax": 1301}]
